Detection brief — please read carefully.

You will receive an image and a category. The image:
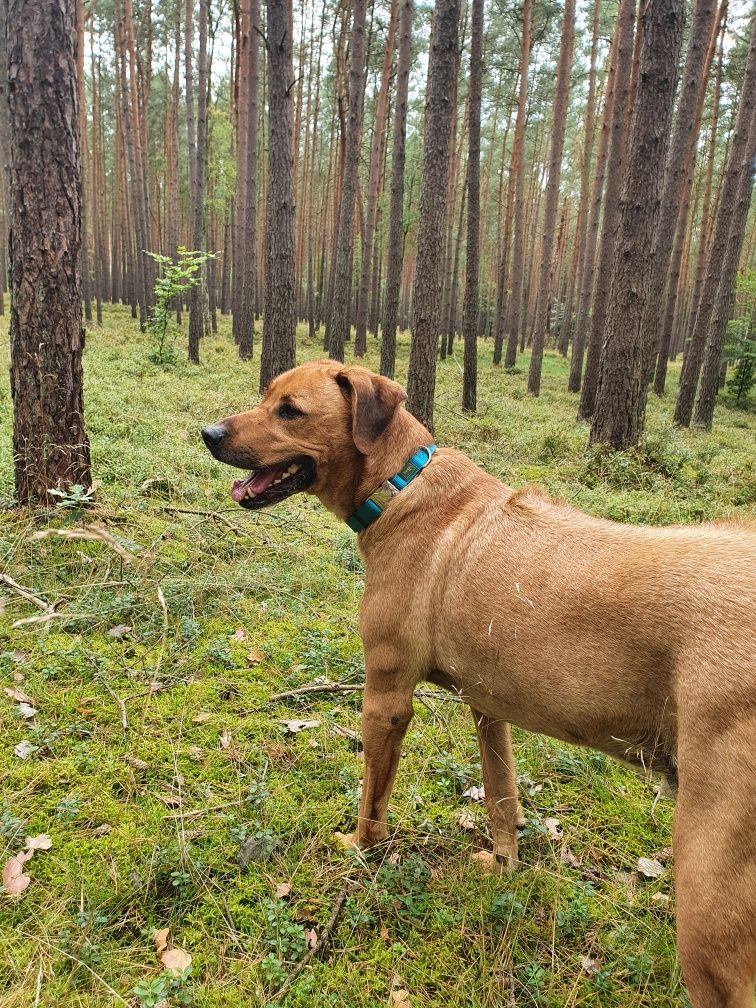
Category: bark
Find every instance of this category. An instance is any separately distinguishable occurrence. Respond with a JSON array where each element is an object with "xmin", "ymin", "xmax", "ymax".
[
  {"xmin": 261, "ymin": 0, "xmax": 297, "ymax": 391},
  {"xmin": 562, "ymin": 0, "xmax": 601, "ymax": 361},
  {"xmin": 653, "ymin": 3, "xmax": 725, "ymax": 393},
  {"xmin": 380, "ymin": 0, "xmax": 413, "ymax": 379},
  {"xmin": 8, "ymin": 0, "xmax": 91, "ymax": 503},
  {"xmin": 527, "ymin": 0, "xmax": 575, "ymax": 395},
  {"xmin": 239, "ymin": 0, "xmax": 260, "ymax": 360},
  {"xmin": 694, "ymin": 137, "xmax": 755, "ymax": 429},
  {"xmin": 578, "ymin": 0, "xmax": 636, "ymax": 419},
  {"xmin": 406, "ymin": 0, "xmax": 461, "ymax": 430},
  {"xmin": 674, "ymin": 19, "xmax": 756, "ymax": 426},
  {"xmin": 462, "ymin": 0, "xmax": 483, "ymax": 412},
  {"xmin": 355, "ymin": 0, "xmax": 398, "ymax": 356},
  {"xmin": 503, "ymin": 0, "xmax": 532, "ymax": 369},
  {"xmin": 232, "ymin": 0, "xmax": 251, "ymax": 346},
  {"xmin": 639, "ymin": 0, "xmax": 719, "ymax": 388},
  {"xmin": 328, "ymin": 0, "xmax": 368, "ymax": 361},
  {"xmin": 568, "ymin": 17, "xmax": 619, "ymax": 392},
  {"xmin": 590, "ymin": 0, "xmax": 685, "ymax": 450}
]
